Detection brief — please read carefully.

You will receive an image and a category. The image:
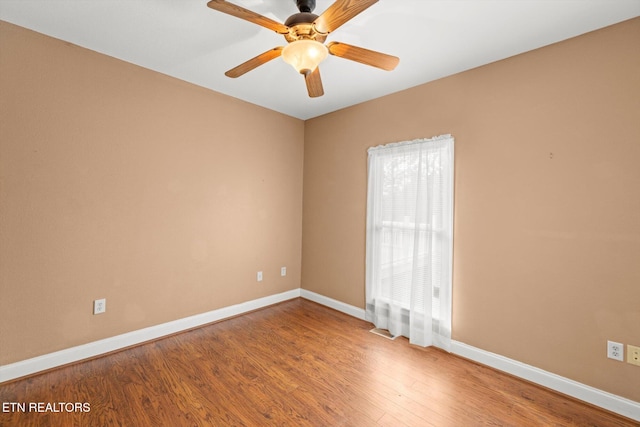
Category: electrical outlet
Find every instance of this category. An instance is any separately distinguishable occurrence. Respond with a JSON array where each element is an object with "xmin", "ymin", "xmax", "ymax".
[
  {"xmin": 257, "ymin": 271, "xmax": 263, "ymax": 282},
  {"xmin": 281, "ymin": 266, "xmax": 287, "ymax": 277},
  {"xmin": 93, "ymin": 298, "xmax": 106, "ymax": 315},
  {"xmin": 627, "ymin": 345, "xmax": 640, "ymax": 367},
  {"xmin": 607, "ymin": 340, "xmax": 624, "ymax": 361}
]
